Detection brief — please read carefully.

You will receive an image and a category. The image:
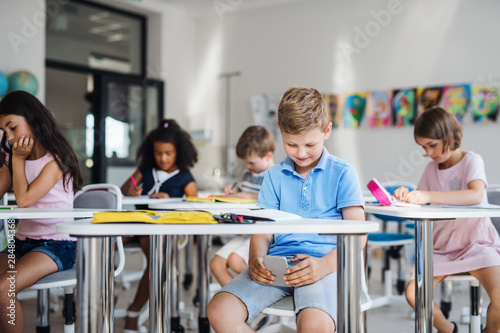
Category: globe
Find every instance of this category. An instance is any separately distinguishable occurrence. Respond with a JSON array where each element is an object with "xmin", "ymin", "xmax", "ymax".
[
  {"xmin": 0, "ymin": 72, "xmax": 8, "ymax": 97},
  {"xmin": 8, "ymin": 70, "xmax": 38, "ymax": 96}
]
